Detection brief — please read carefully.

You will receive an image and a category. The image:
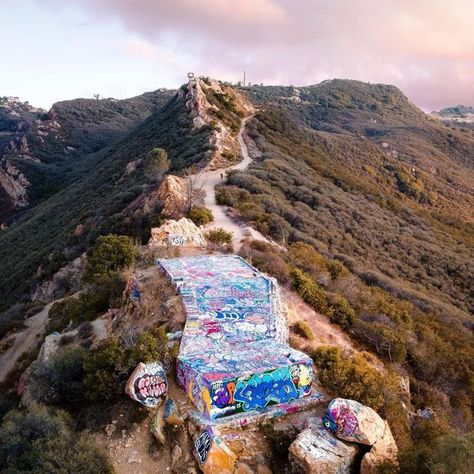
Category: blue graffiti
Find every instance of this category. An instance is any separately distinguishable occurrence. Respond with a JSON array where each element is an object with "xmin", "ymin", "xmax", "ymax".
[{"xmin": 234, "ymin": 367, "xmax": 299, "ymax": 411}]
